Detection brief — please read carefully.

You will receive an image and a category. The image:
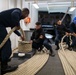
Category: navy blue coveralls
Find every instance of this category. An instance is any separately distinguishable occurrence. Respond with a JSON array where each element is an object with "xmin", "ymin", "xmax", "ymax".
[
  {"xmin": 70, "ymin": 22, "xmax": 76, "ymax": 47},
  {"xmin": 0, "ymin": 8, "xmax": 23, "ymax": 63},
  {"xmin": 31, "ymin": 28, "xmax": 53, "ymax": 53},
  {"xmin": 31, "ymin": 28, "xmax": 45, "ymax": 50},
  {"xmin": 55, "ymin": 24, "xmax": 70, "ymax": 49}
]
